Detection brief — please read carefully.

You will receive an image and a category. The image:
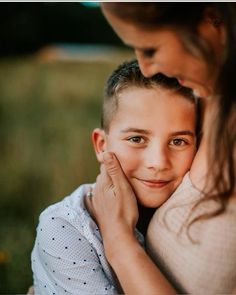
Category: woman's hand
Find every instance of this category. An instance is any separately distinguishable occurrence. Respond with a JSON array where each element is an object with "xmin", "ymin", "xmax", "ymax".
[
  {"xmin": 87, "ymin": 152, "xmax": 176, "ymax": 294},
  {"xmin": 91, "ymin": 152, "xmax": 139, "ymax": 242}
]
